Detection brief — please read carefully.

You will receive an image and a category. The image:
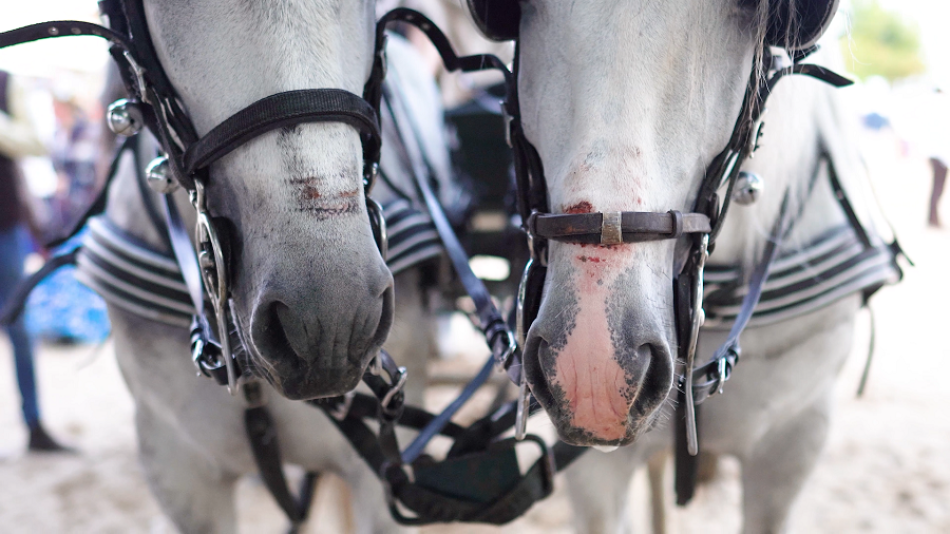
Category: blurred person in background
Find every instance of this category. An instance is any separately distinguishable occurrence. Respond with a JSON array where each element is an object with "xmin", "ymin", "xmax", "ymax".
[
  {"xmin": 928, "ymin": 88, "xmax": 948, "ymax": 228},
  {"xmin": 0, "ymin": 69, "xmax": 72, "ymax": 453},
  {"xmin": 51, "ymin": 92, "xmax": 99, "ymax": 230}
]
